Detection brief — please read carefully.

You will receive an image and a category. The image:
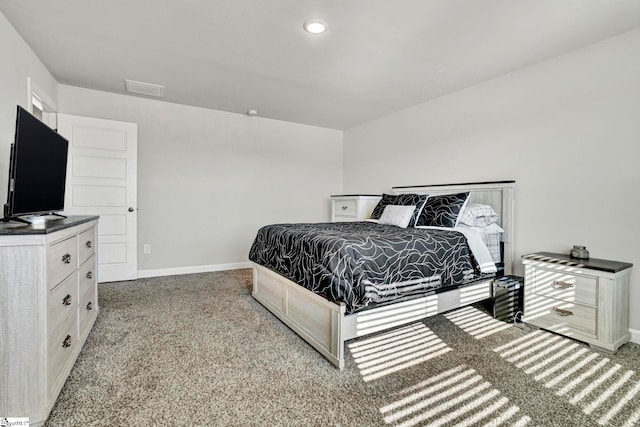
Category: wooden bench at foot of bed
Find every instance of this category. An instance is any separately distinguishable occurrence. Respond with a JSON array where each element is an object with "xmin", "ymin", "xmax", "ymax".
[{"xmin": 252, "ymin": 263, "xmax": 493, "ymax": 370}]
